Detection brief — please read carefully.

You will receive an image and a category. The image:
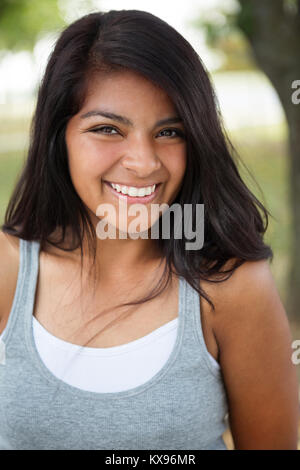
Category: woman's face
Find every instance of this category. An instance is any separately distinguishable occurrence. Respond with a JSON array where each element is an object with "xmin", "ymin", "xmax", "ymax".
[{"xmin": 65, "ymin": 69, "xmax": 187, "ymax": 236}]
